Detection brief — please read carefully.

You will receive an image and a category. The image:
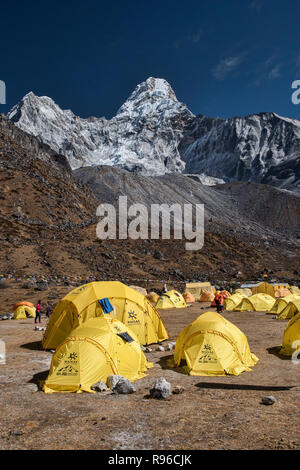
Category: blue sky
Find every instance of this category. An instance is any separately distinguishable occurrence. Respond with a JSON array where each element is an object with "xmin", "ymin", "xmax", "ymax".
[{"xmin": 2, "ymin": 0, "xmax": 300, "ymax": 120}]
